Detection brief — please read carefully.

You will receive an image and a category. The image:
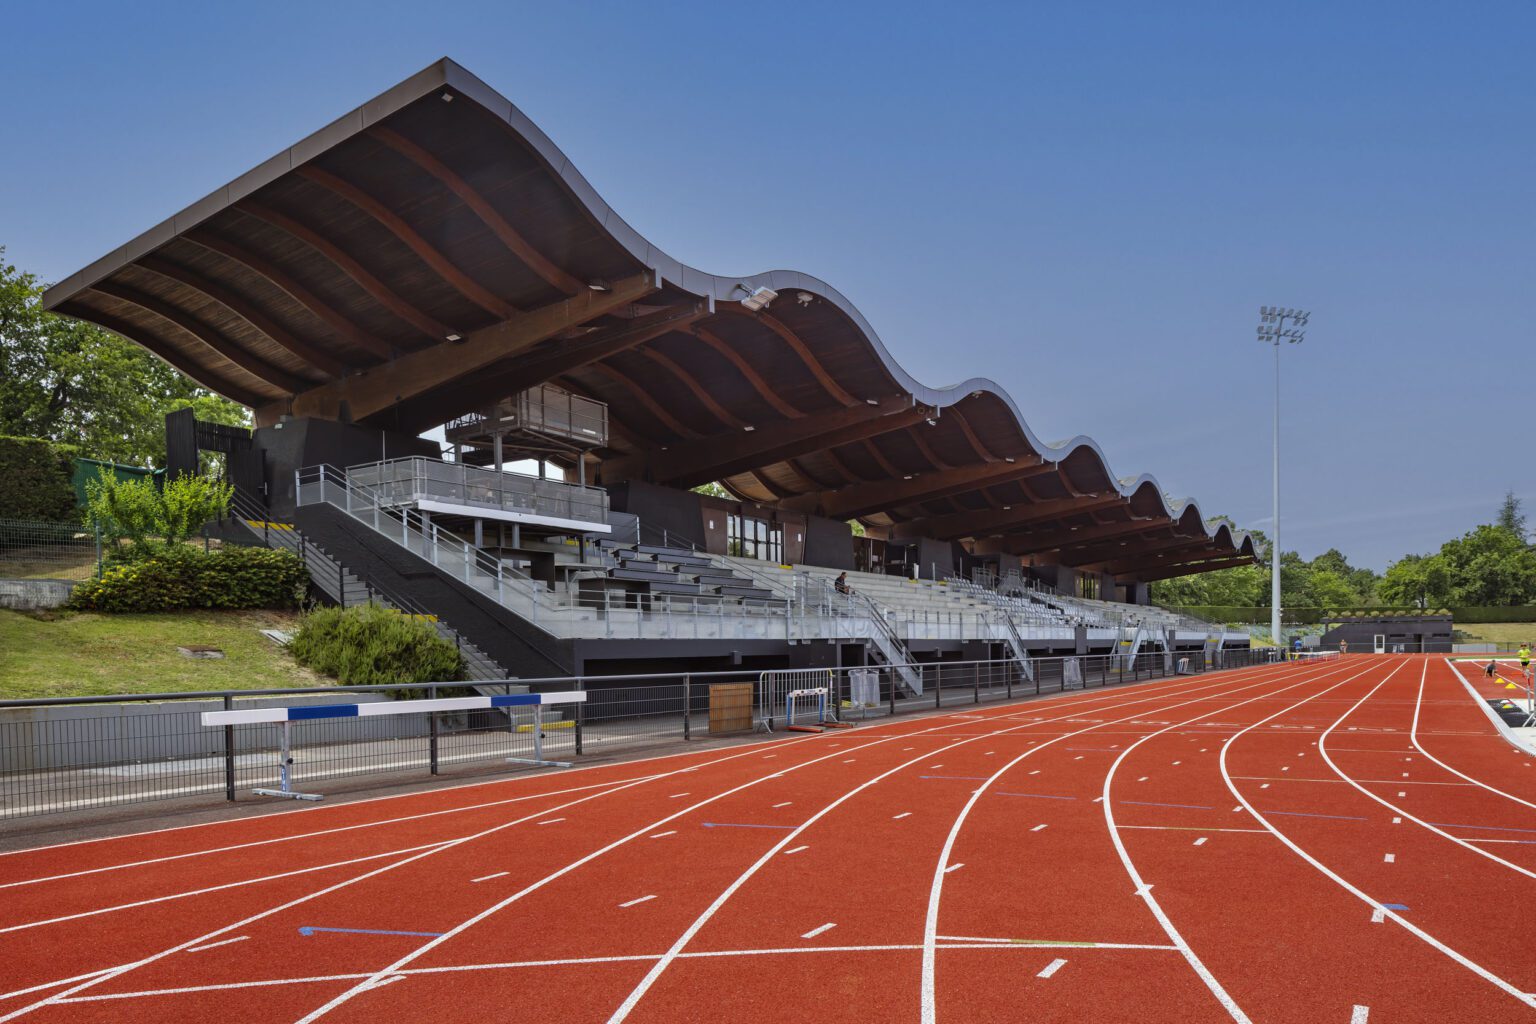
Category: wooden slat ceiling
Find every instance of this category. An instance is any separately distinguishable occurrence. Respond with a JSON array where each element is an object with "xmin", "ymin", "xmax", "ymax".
[{"xmin": 42, "ymin": 59, "xmax": 1255, "ymax": 580}]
